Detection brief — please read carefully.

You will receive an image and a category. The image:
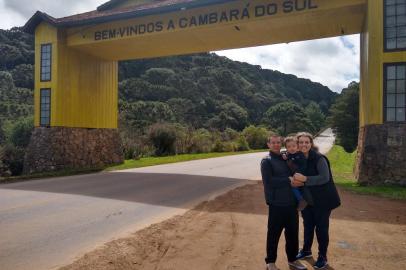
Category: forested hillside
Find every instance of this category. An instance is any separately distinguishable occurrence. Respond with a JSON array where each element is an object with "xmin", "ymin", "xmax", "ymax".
[{"xmin": 0, "ymin": 27, "xmax": 339, "ymax": 176}]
